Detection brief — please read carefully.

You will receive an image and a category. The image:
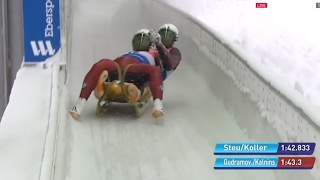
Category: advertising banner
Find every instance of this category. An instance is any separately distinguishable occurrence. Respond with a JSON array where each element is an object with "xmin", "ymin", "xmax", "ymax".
[{"xmin": 23, "ymin": 0, "xmax": 61, "ymax": 63}]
